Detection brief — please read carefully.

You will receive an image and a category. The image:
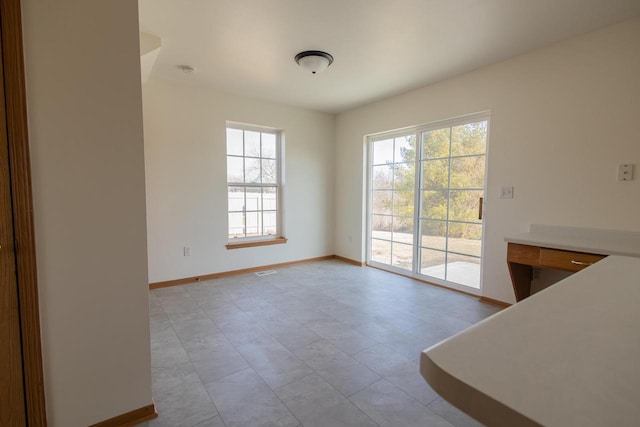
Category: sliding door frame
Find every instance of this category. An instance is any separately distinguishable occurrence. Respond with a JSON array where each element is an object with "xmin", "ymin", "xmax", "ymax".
[
  {"xmin": 366, "ymin": 112, "xmax": 491, "ymax": 296},
  {"xmin": 366, "ymin": 127, "xmax": 420, "ymax": 275}
]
